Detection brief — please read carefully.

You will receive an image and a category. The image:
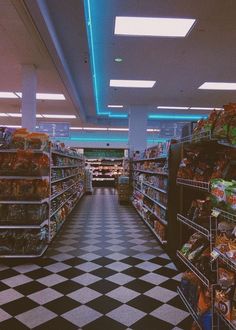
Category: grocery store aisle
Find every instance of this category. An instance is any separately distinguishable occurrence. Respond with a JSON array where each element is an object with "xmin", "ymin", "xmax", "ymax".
[{"xmin": 0, "ymin": 188, "xmax": 191, "ymax": 329}]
